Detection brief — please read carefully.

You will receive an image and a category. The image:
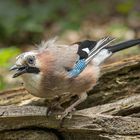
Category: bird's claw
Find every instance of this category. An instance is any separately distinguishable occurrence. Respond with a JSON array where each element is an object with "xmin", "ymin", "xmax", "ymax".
[
  {"xmin": 56, "ymin": 107, "xmax": 75, "ymax": 120},
  {"xmin": 56, "ymin": 110, "xmax": 70, "ymax": 120}
]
